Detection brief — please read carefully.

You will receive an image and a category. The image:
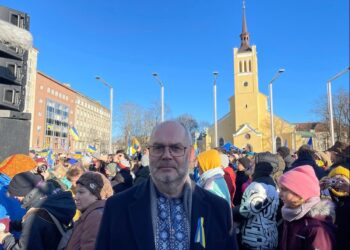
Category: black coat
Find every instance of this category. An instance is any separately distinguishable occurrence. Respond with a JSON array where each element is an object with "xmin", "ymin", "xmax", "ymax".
[
  {"xmin": 133, "ymin": 166, "xmax": 150, "ymax": 186},
  {"xmin": 95, "ymin": 179, "xmax": 238, "ymax": 250},
  {"xmin": 3, "ymin": 191, "xmax": 76, "ymax": 250},
  {"xmin": 233, "ymin": 171, "xmax": 249, "ymax": 206}
]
